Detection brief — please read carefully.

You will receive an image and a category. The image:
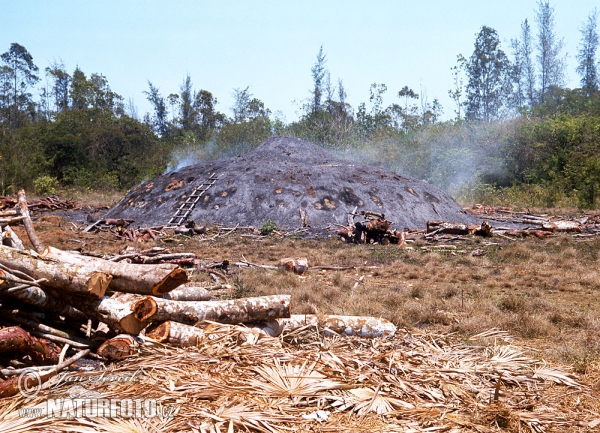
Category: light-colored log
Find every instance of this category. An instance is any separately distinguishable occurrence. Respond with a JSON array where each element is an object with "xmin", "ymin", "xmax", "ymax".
[
  {"xmin": 146, "ymin": 321, "xmax": 205, "ymax": 347},
  {"xmin": 60, "ymin": 293, "xmax": 152, "ymax": 335},
  {"xmin": 0, "ymin": 245, "xmax": 111, "ymax": 298},
  {"xmin": 278, "ymin": 314, "xmax": 396, "ymax": 338},
  {"xmin": 0, "ymin": 273, "xmax": 86, "ymax": 321},
  {"xmin": 145, "ymin": 294, "xmax": 291, "ymax": 325},
  {"xmin": 42, "ymin": 246, "xmax": 188, "ymax": 296},
  {"xmin": 161, "ymin": 284, "xmax": 212, "ymax": 301}
]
